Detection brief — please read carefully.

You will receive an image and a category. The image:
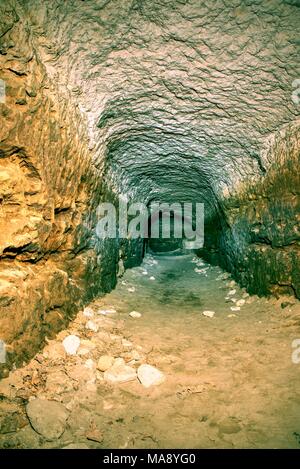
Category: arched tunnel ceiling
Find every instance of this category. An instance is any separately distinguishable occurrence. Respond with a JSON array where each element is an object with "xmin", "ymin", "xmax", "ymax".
[{"xmin": 25, "ymin": 0, "xmax": 300, "ymax": 208}]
